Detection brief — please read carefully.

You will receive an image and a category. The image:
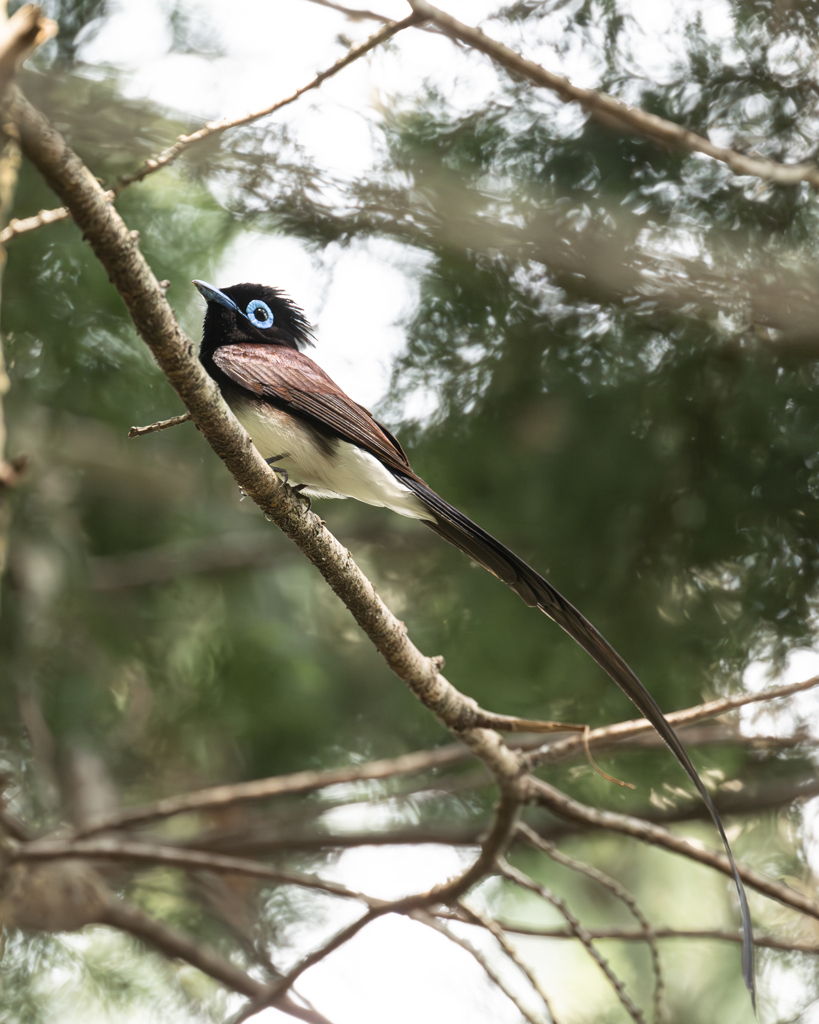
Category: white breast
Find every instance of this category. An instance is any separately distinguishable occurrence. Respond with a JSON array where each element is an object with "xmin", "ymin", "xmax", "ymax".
[{"xmin": 233, "ymin": 398, "xmax": 433, "ymax": 522}]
